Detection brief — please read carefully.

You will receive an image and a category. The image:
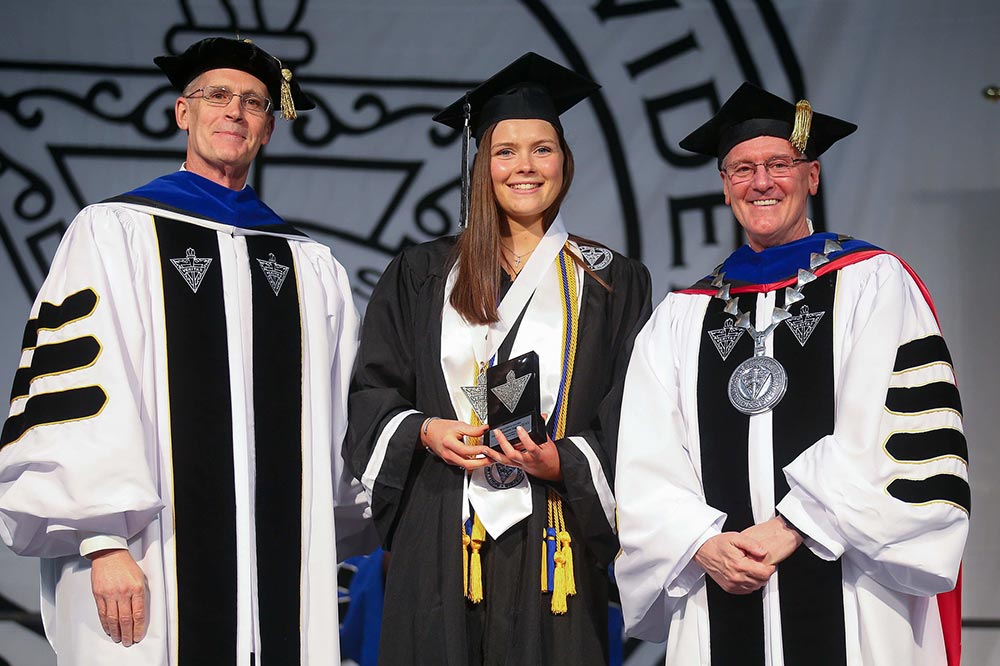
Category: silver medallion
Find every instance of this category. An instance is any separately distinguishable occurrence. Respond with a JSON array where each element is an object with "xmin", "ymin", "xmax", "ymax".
[
  {"xmin": 728, "ymin": 355, "xmax": 788, "ymax": 415},
  {"xmin": 710, "ymin": 237, "xmax": 844, "ymax": 415}
]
